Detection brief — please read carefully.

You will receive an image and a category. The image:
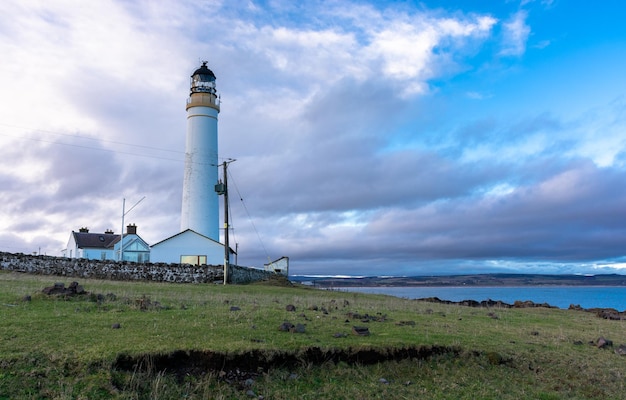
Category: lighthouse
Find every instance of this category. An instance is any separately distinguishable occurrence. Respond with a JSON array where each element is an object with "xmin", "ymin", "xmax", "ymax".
[{"xmin": 180, "ymin": 62, "xmax": 220, "ymax": 241}]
